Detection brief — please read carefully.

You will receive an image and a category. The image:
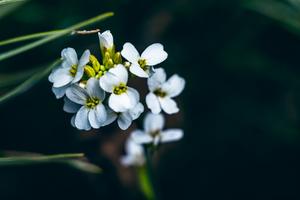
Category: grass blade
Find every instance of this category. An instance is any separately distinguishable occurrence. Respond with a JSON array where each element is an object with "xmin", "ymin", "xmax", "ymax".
[
  {"xmin": 0, "ymin": 0, "xmax": 26, "ymax": 6},
  {"xmin": 0, "ymin": 153, "xmax": 102, "ymax": 174},
  {"xmin": 0, "ymin": 12, "xmax": 114, "ymax": 62},
  {"xmin": 0, "ymin": 68, "xmax": 39, "ymax": 88},
  {"xmin": 0, "ymin": 59, "xmax": 61, "ymax": 104},
  {"xmin": 0, "ymin": 29, "xmax": 66, "ymax": 46}
]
